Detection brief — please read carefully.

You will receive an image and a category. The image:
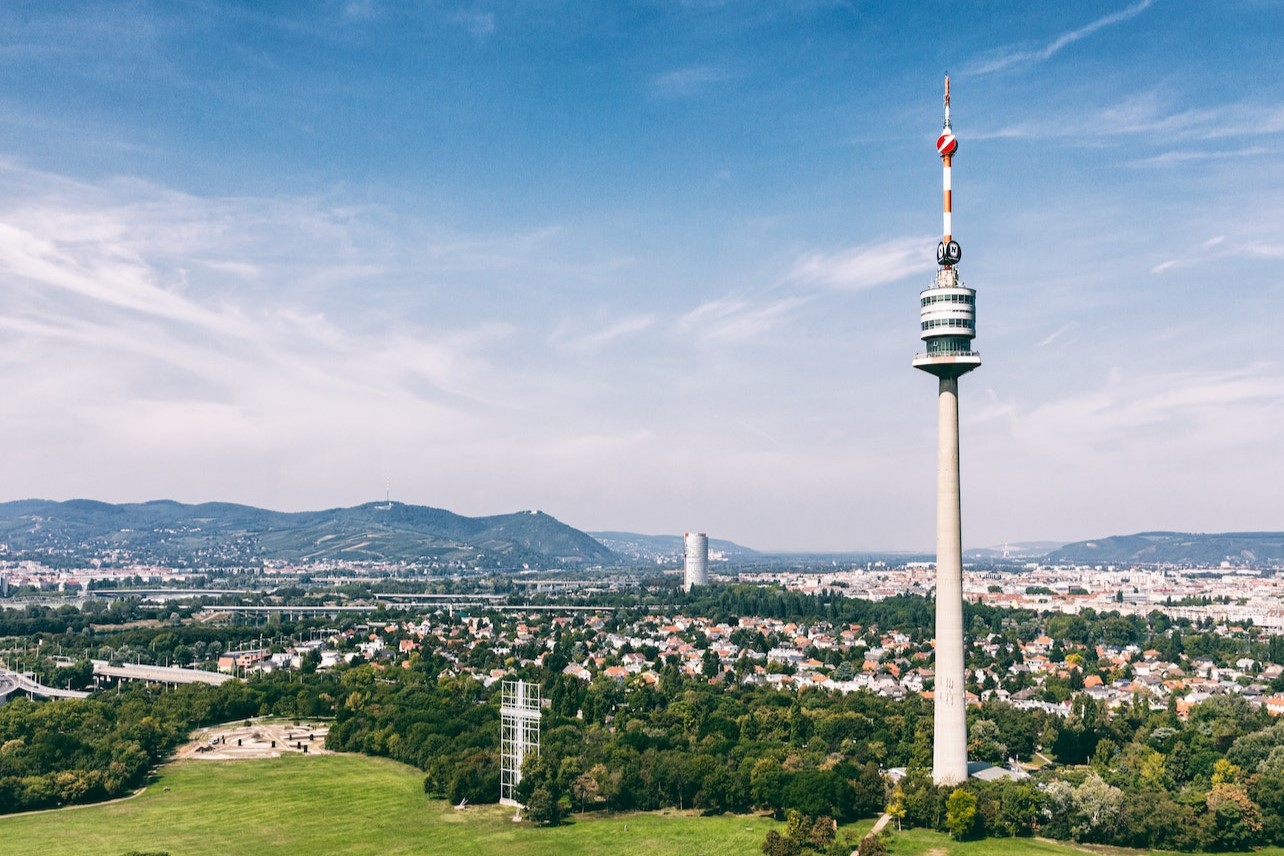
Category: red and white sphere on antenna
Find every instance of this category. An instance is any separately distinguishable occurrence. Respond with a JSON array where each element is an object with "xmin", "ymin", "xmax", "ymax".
[{"xmin": 937, "ymin": 132, "xmax": 957, "ymax": 158}]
